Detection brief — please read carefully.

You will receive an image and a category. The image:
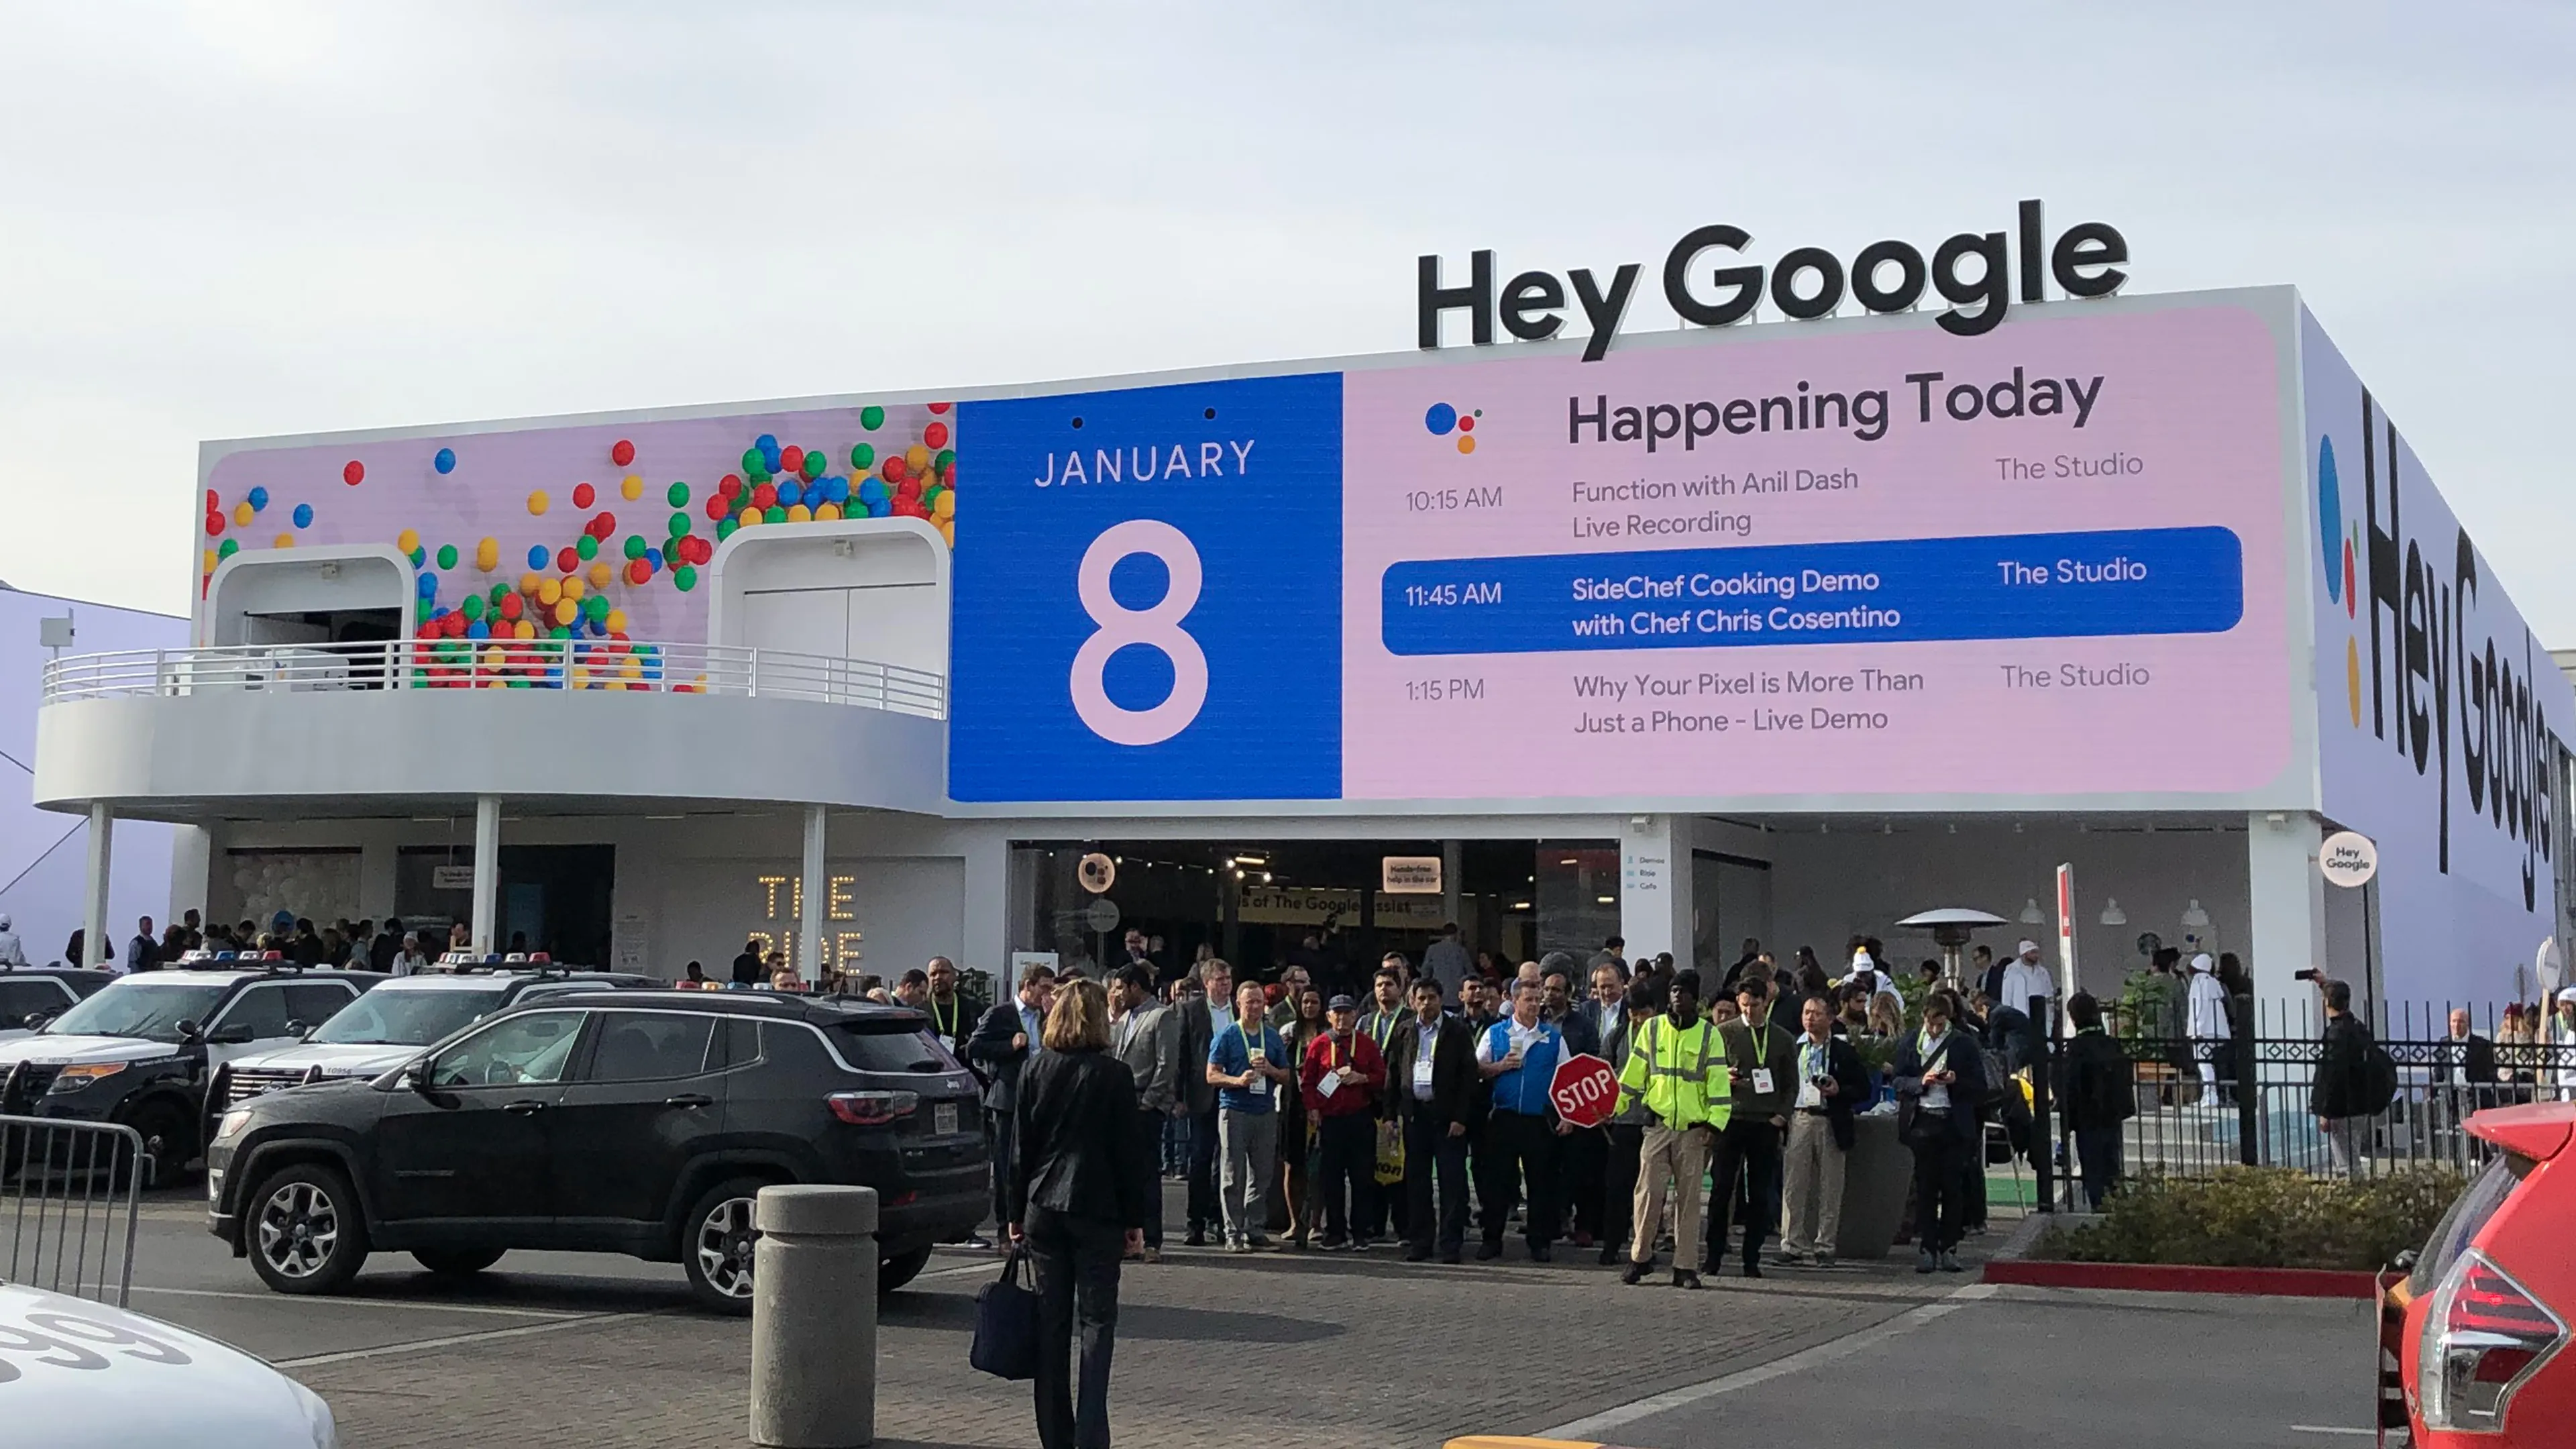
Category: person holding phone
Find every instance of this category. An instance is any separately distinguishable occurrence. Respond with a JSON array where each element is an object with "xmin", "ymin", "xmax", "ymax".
[
  {"xmin": 1894, "ymin": 993, "xmax": 1986, "ymax": 1273},
  {"xmin": 1777, "ymin": 993, "xmax": 1870, "ymax": 1267},
  {"xmin": 1205, "ymin": 979, "xmax": 1293, "ymax": 1252}
]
